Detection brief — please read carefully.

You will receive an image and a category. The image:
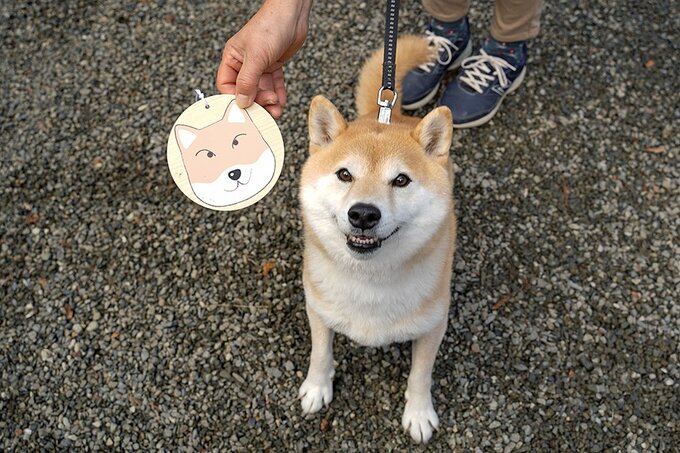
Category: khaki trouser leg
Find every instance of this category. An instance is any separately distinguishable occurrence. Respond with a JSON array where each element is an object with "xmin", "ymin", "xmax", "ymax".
[
  {"xmin": 490, "ymin": 0, "xmax": 544, "ymax": 42},
  {"xmin": 422, "ymin": 0, "xmax": 544, "ymax": 42},
  {"xmin": 422, "ymin": 0, "xmax": 470, "ymax": 23}
]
